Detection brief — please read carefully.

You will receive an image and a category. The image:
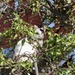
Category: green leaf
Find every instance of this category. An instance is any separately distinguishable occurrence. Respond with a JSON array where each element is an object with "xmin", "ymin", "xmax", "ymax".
[
  {"xmin": 29, "ymin": 31, "xmax": 34, "ymax": 36},
  {"xmin": 20, "ymin": 61, "xmax": 27, "ymax": 68},
  {"xmin": 12, "ymin": 68, "xmax": 16, "ymax": 73},
  {"xmin": 22, "ymin": 39, "xmax": 25, "ymax": 46},
  {"xmin": 14, "ymin": 34, "xmax": 18, "ymax": 39},
  {"xmin": 0, "ymin": 38, "xmax": 2, "ymax": 43},
  {"xmin": 67, "ymin": 0, "xmax": 71, "ymax": 3},
  {"xmin": 33, "ymin": 7, "xmax": 36, "ymax": 12},
  {"xmin": 1, "ymin": 61, "xmax": 5, "ymax": 66}
]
